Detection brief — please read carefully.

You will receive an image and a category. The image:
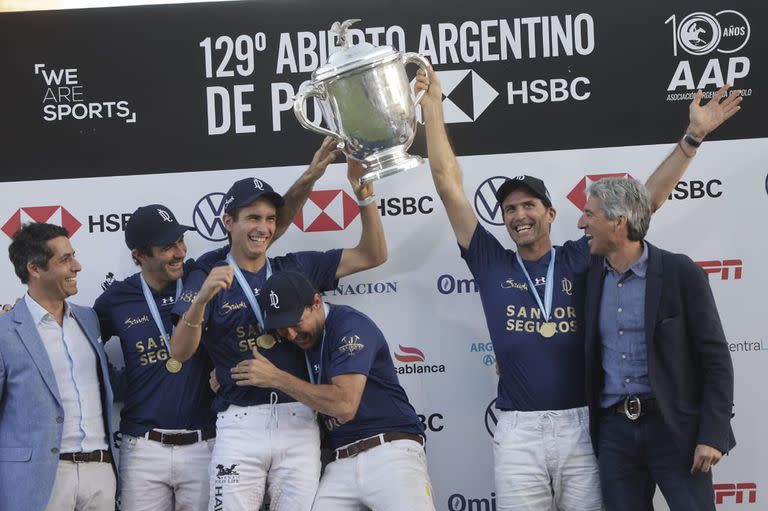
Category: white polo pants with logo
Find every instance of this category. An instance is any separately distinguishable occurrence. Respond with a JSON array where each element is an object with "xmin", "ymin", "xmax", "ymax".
[
  {"xmin": 311, "ymin": 438, "xmax": 435, "ymax": 511},
  {"xmin": 119, "ymin": 432, "xmax": 214, "ymax": 511},
  {"xmin": 208, "ymin": 401, "xmax": 320, "ymax": 511},
  {"xmin": 493, "ymin": 406, "xmax": 602, "ymax": 511}
]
